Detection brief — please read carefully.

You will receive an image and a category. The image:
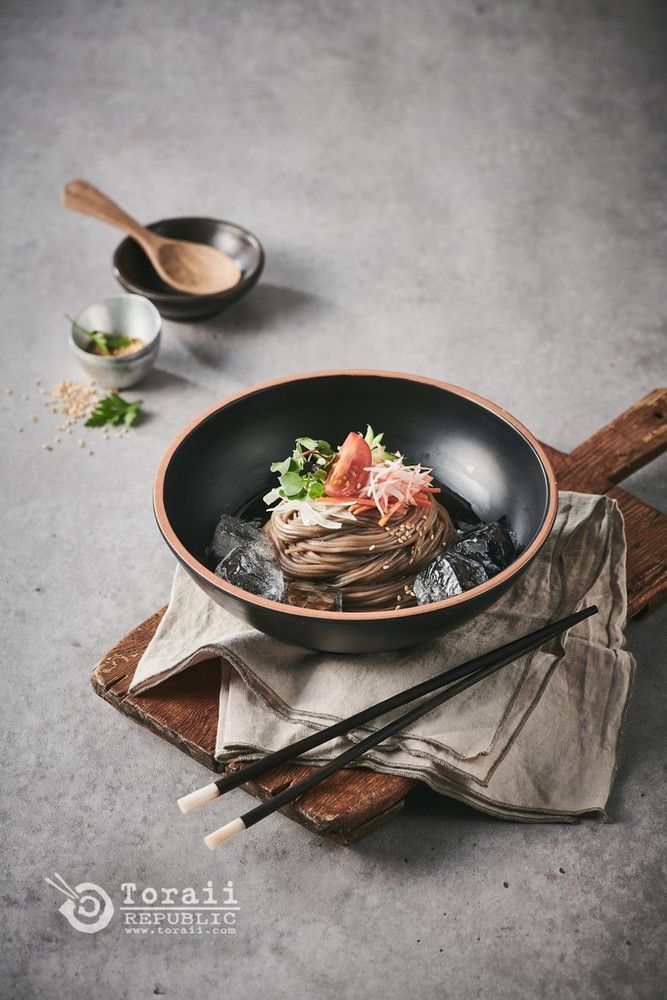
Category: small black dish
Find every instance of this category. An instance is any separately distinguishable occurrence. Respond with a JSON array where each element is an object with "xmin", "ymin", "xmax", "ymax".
[
  {"xmin": 154, "ymin": 371, "xmax": 558, "ymax": 653},
  {"xmin": 112, "ymin": 216, "xmax": 264, "ymax": 321}
]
